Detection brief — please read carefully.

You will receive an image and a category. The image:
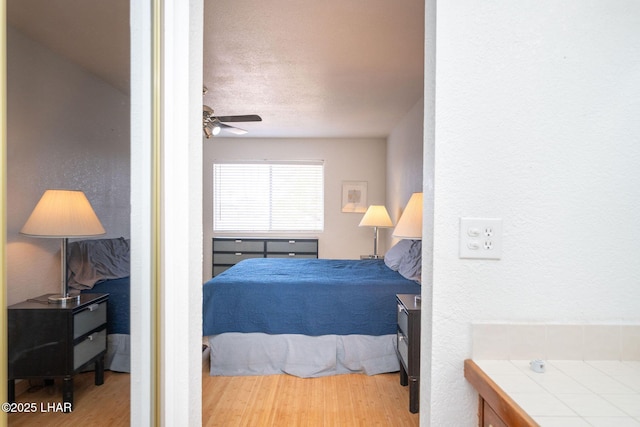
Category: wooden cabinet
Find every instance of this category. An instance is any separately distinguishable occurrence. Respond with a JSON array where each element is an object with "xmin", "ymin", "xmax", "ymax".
[
  {"xmin": 464, "ymin": 360, "xmax": 539, "ymax": 427},
  {"xmin": 212, "ymin": 237, "xmax": 318, "ymax": 276},
  {"xmin": 396, "ymin": 294, "xmax": 421, "ymax": 413},
  {"xmin": 8, "ymin": 293, "xmax": 109, "ymax": 411},
  {"xmin": 483, "ymin": 400, "xmax": 508, "ymax": 427}
]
